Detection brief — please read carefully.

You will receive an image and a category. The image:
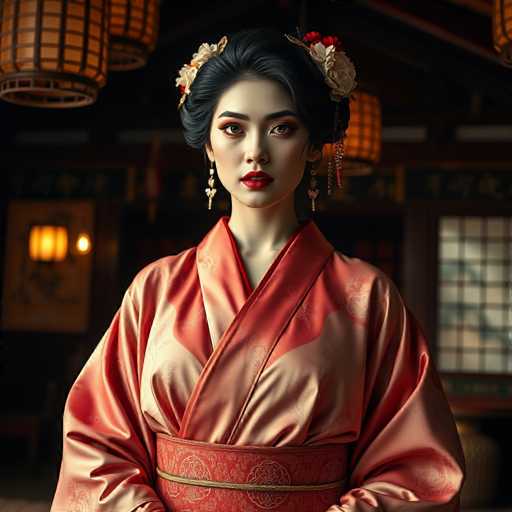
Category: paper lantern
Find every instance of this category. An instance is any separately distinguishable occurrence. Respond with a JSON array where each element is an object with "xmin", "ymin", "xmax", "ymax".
[
  {"xmin": 323, "ymin": 90, "xmax": 382, "ymax": 176},
  {"xmin": 29, "ymin": 225, "xmax": 68, "ymax": 261},
  {"xmin": 493, "ymin": 0, "xmax": 512, "ymax": 66},
  {"xmin": 109, "ymin": 0, "xmax": 159, "ymax": 70},
  {"xmin": 0, "ymin": 0, "xmax": 109, "ymax": 108}
]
